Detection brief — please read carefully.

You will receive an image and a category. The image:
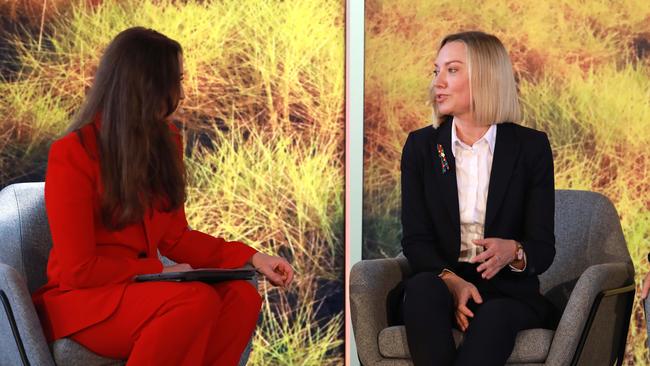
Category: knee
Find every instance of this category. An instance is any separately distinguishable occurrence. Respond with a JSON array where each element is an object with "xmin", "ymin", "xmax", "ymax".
[
  {"xmin": 404, "ymin": 272, "xmax": 451, "ymax": 308},
  {"xmin": 473, "ymin": 299, "xmax": 517, "ymax": 329},
  {"xmin": 181, "ymin": 283, "xmax": 223, "ymax": 321},
  {"xmin": 405, "ymin": 272, "xmax": 434, "ymax": 289},
  {"xmin": 232, "ymin": 281, "xmax": 262, "ymax": 310},
  {"xmin": 476, "ymin": 300, "xmax": 509, "ymax": 317},
  {"xmin": 224, "ymin": 280, "xmax": 263, "ymax": 313}
]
